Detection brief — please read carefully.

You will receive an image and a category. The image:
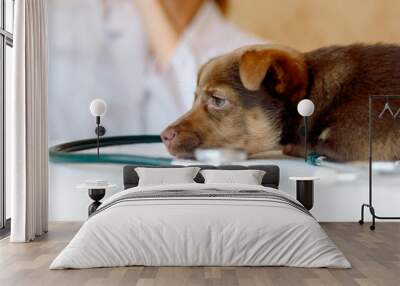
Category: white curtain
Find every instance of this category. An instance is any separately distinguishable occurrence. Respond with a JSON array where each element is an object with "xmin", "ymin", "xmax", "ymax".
[{"xmin": 7, "ymin": 0, "xmax": 49, "ymax": 242}]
